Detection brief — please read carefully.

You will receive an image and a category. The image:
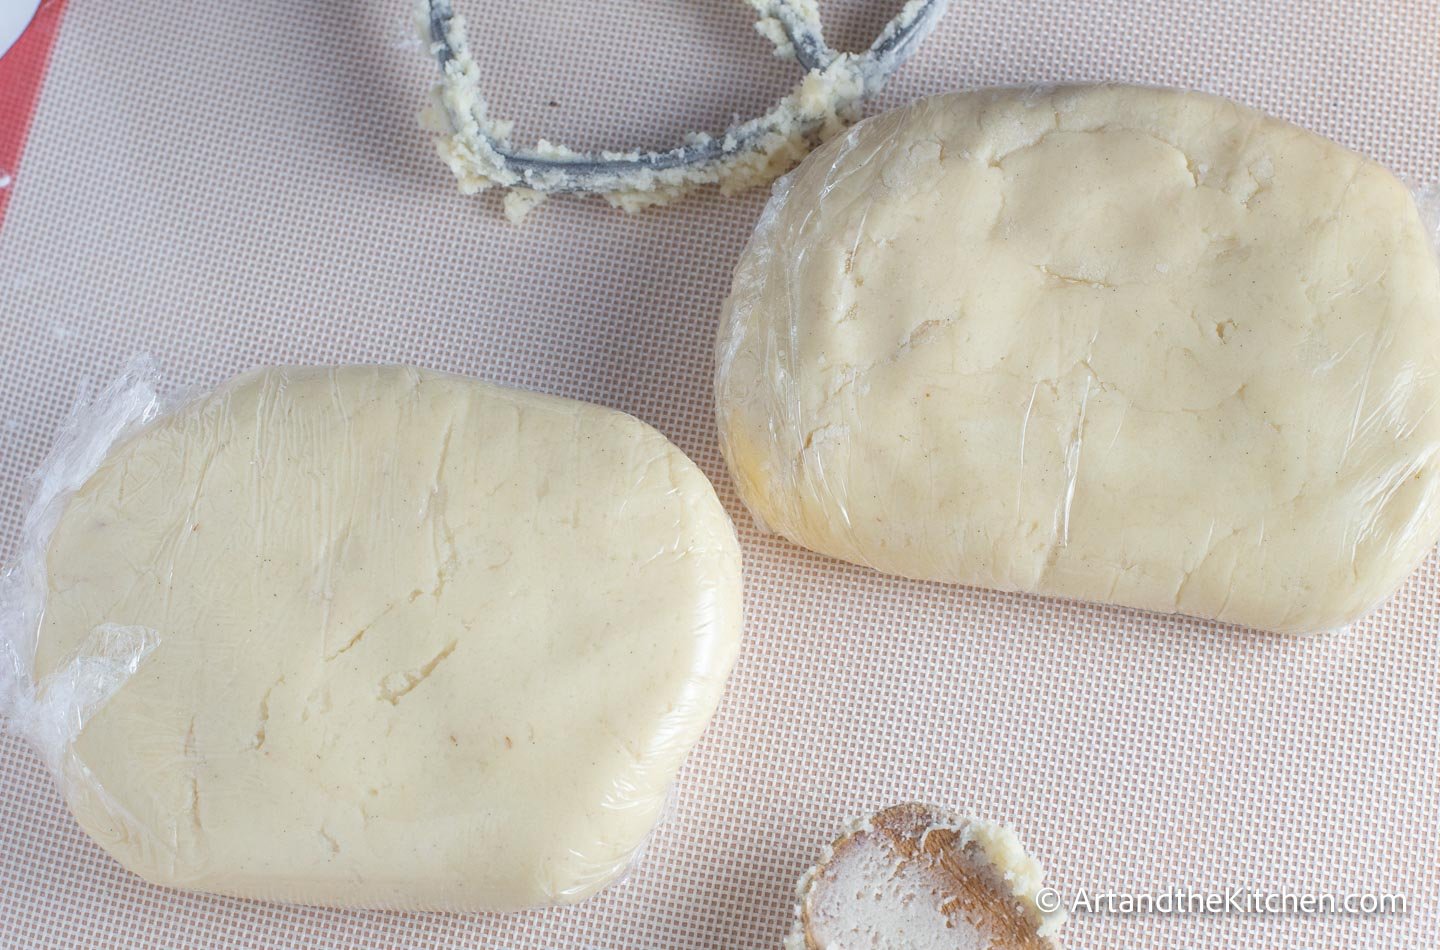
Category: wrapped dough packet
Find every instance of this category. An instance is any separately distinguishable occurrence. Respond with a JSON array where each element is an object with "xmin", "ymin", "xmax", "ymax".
[
  {"xmin": 0, "ymin": 362, "xmax": 743, "ymax": 910},
  {"xmin": 716, "ymin": 84, "xmax": 1440, "ymax": 634}
]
